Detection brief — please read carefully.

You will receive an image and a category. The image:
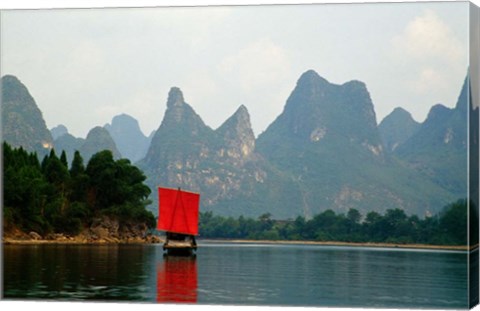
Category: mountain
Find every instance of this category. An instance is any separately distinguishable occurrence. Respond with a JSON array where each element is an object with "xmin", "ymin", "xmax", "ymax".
[
  {"xmin": 142, "ymin": 87, "xmax": 215, "ymax": 169},
  {"xmin": 215, "ymin": 105, "xmax": 255, "ymax": 164},
  {"xmin": 378, "ymin": 107, "xmax": 420, "ymax": 152},
  {"xmin": 256, "ymin": 70, "xmax": 454, "ymax": 217},
  {"xmin": 79, "ymin": 126, "xmax": 121, "ymax": 161},
  {"xmin": 104, "ymin": 114, "xmax": 151, "ymax": 163},
  {"xmin": 258, "ymin": 70, "xmax": 384, "ymax": 157},
  {"xmin": 53, "ymin": 126, "xmax": 121, "ymax": 165},
  {"xmin": 140, "ymin": 72, "xmax": 457, "ymax": 219},
  {"xmin": 53, "ymin": 133, "xmax": 85, "ymax": 164},
  {"xmin": 1, "ymin": 75, "xmax": 53, "ymax": 156},
  {"xmin": 394, "ymin": 76, "xmax": 469, "ymax": 197},
  {"xmin": 1, "ymin": 75, "xmax": 121, "ymax": 165},
  {"xmin": 50, "ymin": 124, "xmax": 69, "ymax": 140},
  {"xmin": 3, "ymin": 72, "xmax": 465, "ymax": 220},
  {"xmin": 140, "ymin": 87, "xmax": 284, "ymax": 217}
]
